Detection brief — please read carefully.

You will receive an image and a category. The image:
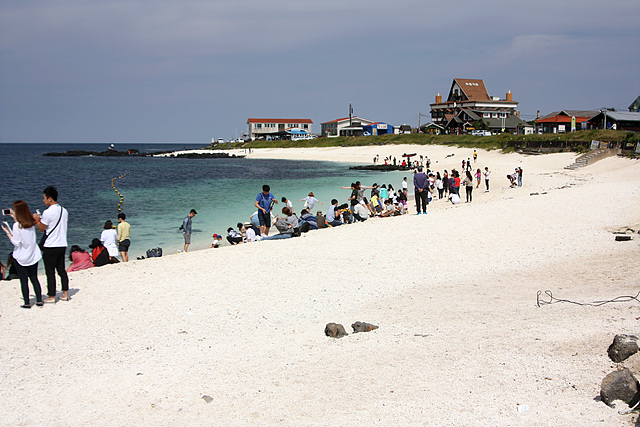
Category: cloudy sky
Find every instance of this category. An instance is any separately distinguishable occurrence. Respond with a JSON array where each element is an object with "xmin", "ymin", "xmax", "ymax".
[{"xmin": 1, "ymin": 0, "xmax": 638, "ymax": 142}]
